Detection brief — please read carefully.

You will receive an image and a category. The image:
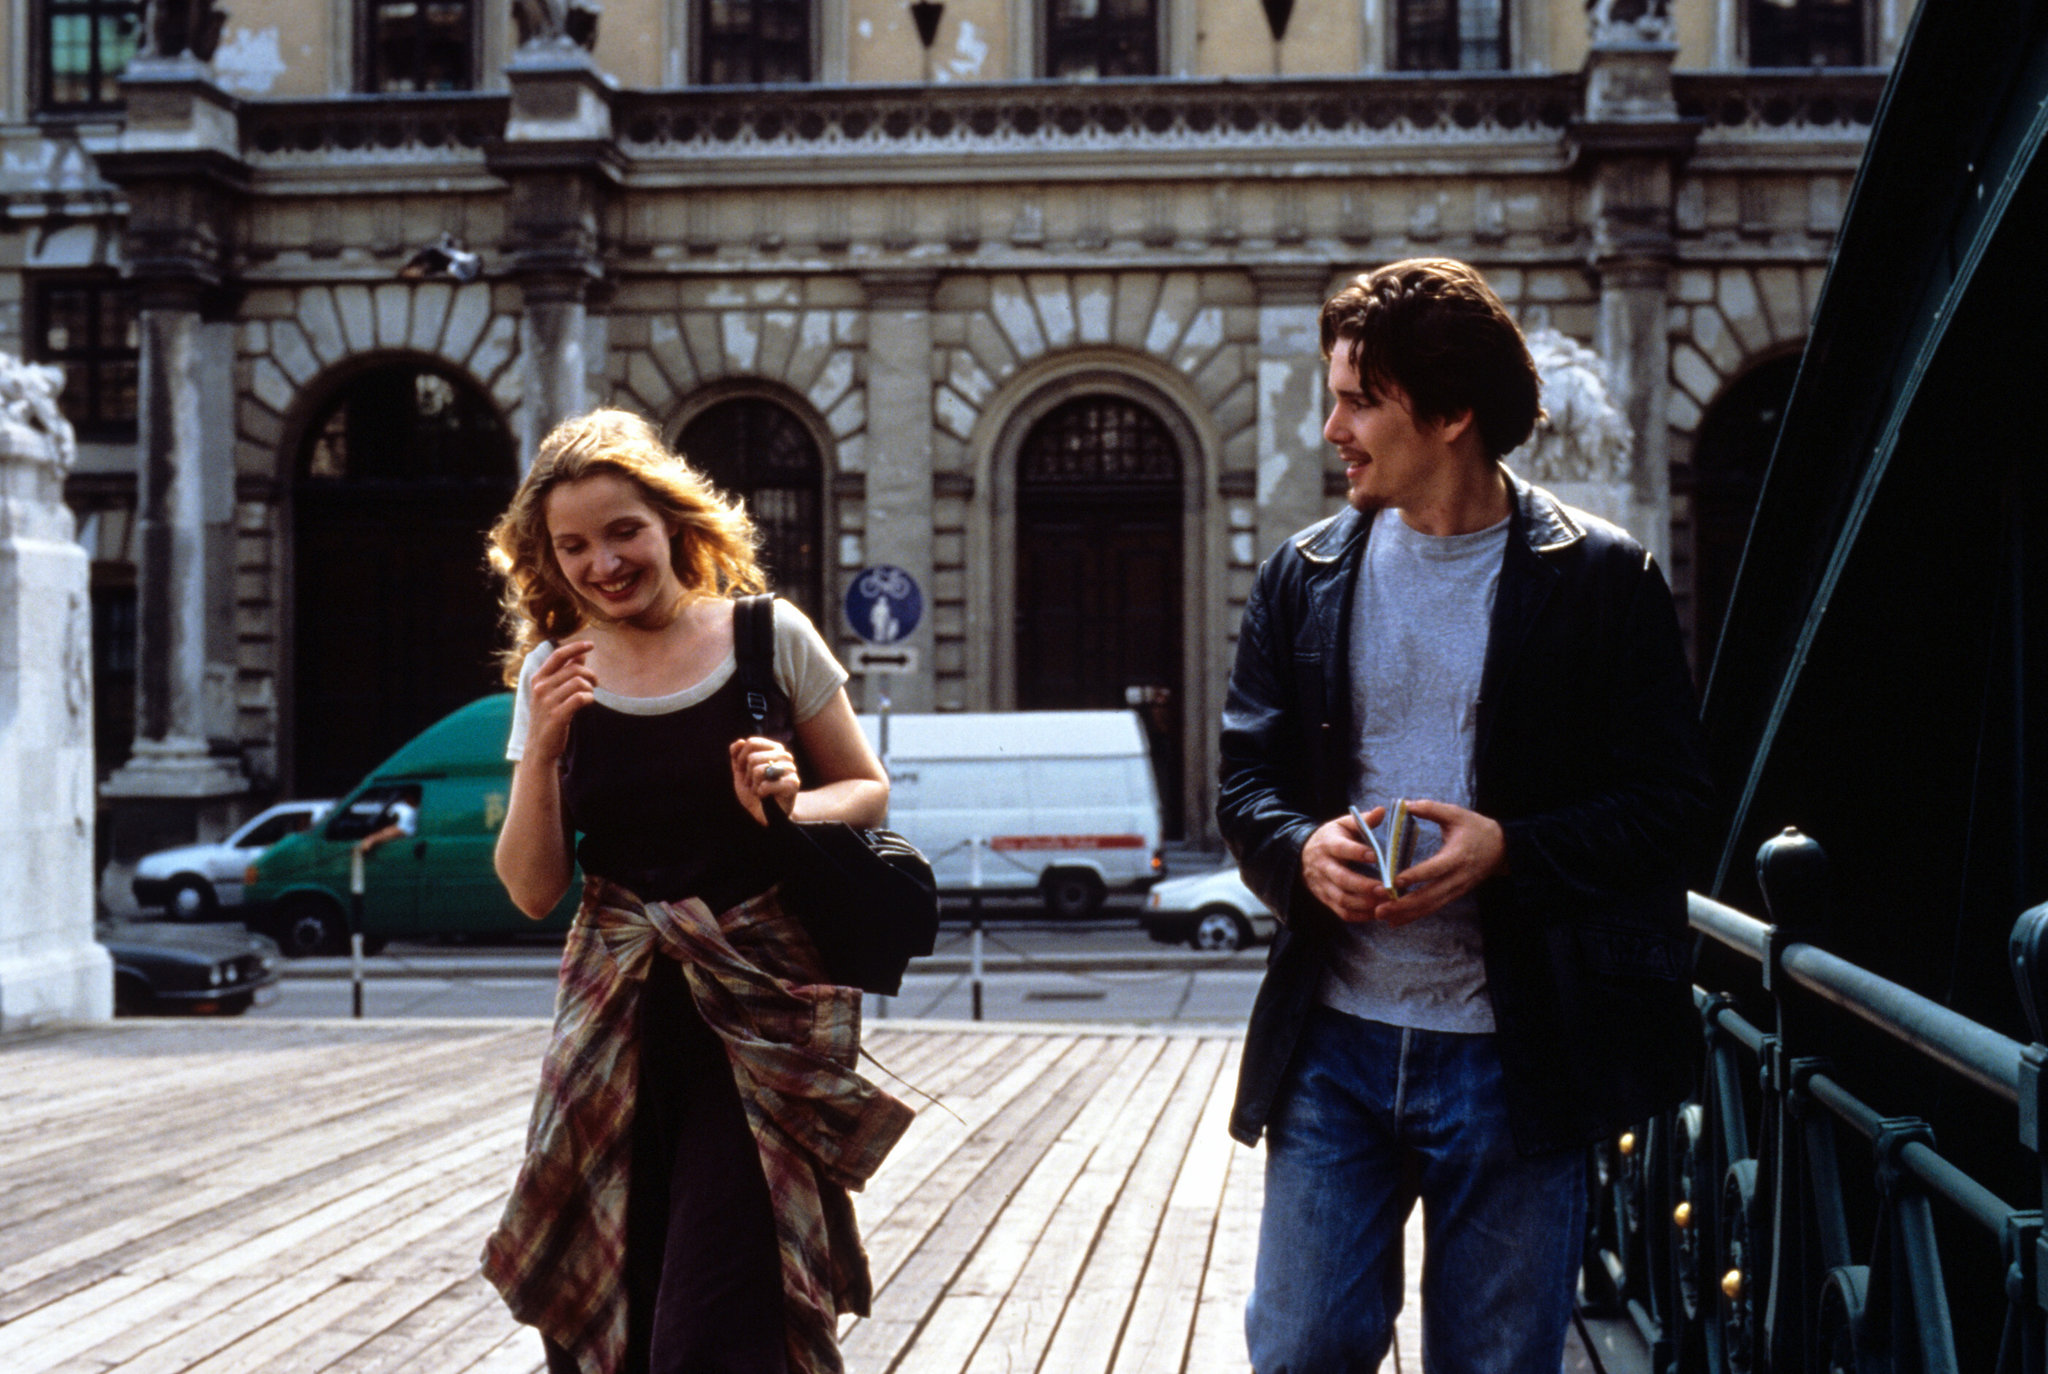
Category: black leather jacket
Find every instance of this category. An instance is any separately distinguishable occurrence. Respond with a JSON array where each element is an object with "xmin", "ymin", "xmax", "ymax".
[{"xmin": 1218, "ymin": 472, "xmax": 1712, "ymax": 1154}]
